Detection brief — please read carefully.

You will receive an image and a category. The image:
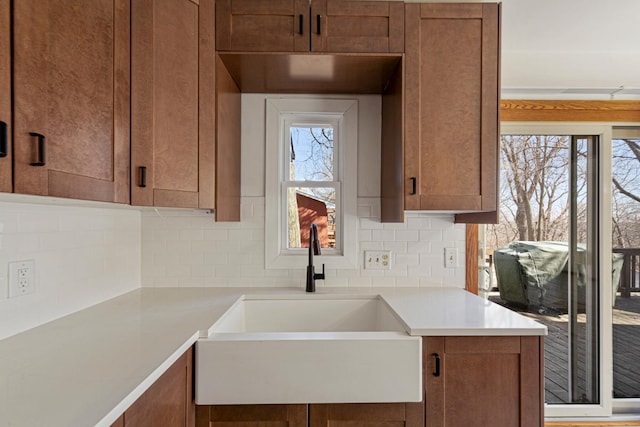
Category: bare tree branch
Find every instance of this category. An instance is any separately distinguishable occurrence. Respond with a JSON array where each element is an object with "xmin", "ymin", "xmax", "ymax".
[{"xmin": 613, "ymin": 177, "xmax": 640, "ymax": 203}]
